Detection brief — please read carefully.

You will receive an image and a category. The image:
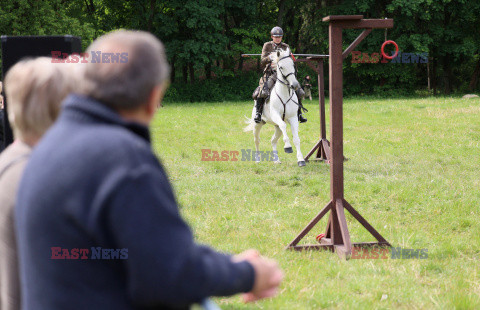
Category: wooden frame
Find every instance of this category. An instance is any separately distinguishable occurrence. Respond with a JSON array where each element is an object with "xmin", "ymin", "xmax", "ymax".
[{"xmin": 286, "ymin": 15, "xmax": 393, "ymax": 259}]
